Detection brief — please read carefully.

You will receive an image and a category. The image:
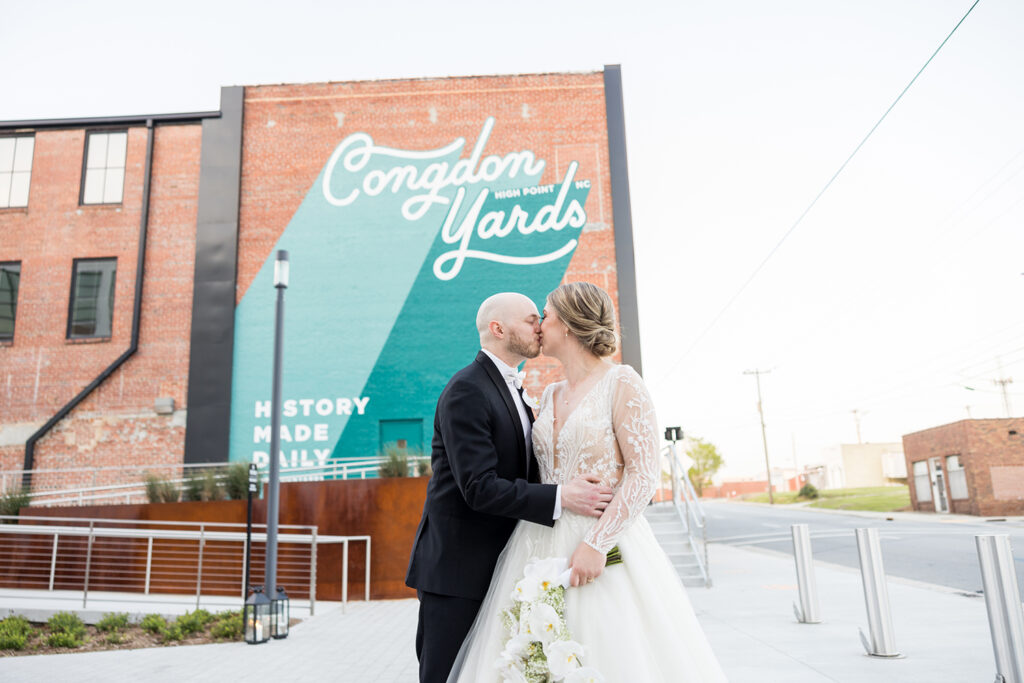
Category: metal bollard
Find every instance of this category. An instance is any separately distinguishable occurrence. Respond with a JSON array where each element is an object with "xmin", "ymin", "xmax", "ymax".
[
  {"xmin": 976, "ymin": 534, "xmax": 1024, "ymax": 683},
  {"xmin": 855, "ymin": 527, "xmax": 900, "ymax": 657},
  {"xmin": 791, "ymin": 524, "xmax": 822, "ymax": 623}
]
